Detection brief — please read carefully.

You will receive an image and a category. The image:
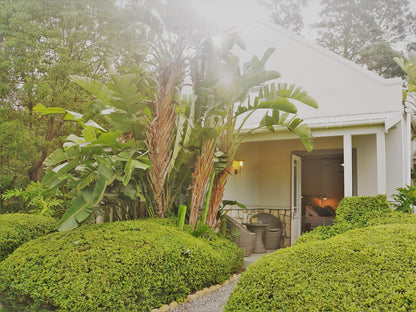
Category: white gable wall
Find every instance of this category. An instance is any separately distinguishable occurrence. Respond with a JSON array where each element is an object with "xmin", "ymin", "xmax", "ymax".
[{"xmin": 237, "ymin": 20, "xmax": 403, "ymax": 120}]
